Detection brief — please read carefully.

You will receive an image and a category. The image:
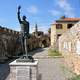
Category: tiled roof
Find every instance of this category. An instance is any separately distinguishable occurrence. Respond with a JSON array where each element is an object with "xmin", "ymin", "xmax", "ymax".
[
  {"xmin": 56, "ymin": 18, "xmax": 80, "ymax": 22},
  {"xmin": 62, "ymin": 18, "xmax": 80, "ymax": 21}
]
